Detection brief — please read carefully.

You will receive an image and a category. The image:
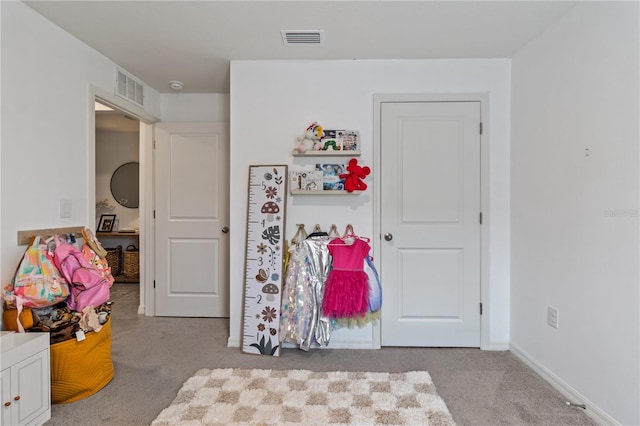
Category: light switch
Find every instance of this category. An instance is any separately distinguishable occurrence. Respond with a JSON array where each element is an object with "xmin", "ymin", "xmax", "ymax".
[{"xmin": 60, "ymin": 199, "xmax": 72, "ymax": 218}]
